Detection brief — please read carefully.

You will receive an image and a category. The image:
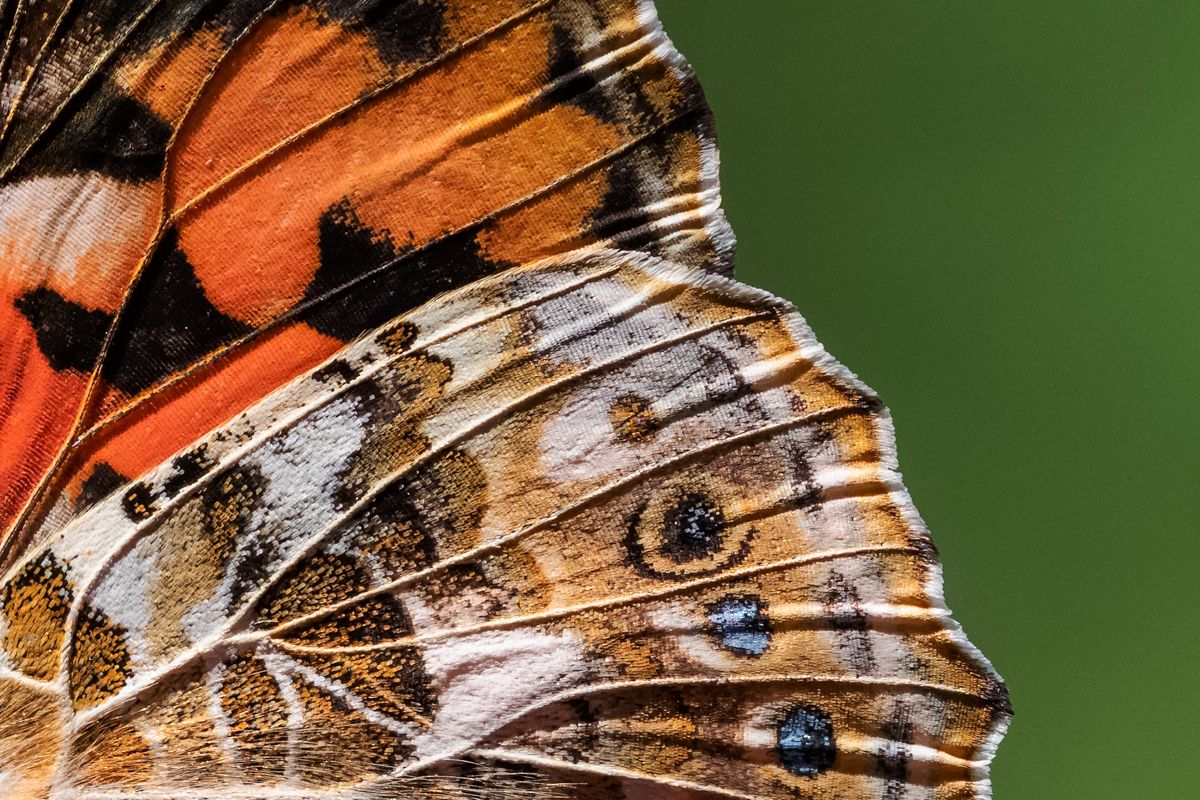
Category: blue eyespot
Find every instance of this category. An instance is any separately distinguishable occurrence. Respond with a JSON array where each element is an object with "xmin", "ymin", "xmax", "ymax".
[
  {"xmin": 778, "ymin": 704, "xmax": 837, "ymax": 777},
  {"xmin": 706, "ymin": 595, "xmax": 771, "ymax": 656}
]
